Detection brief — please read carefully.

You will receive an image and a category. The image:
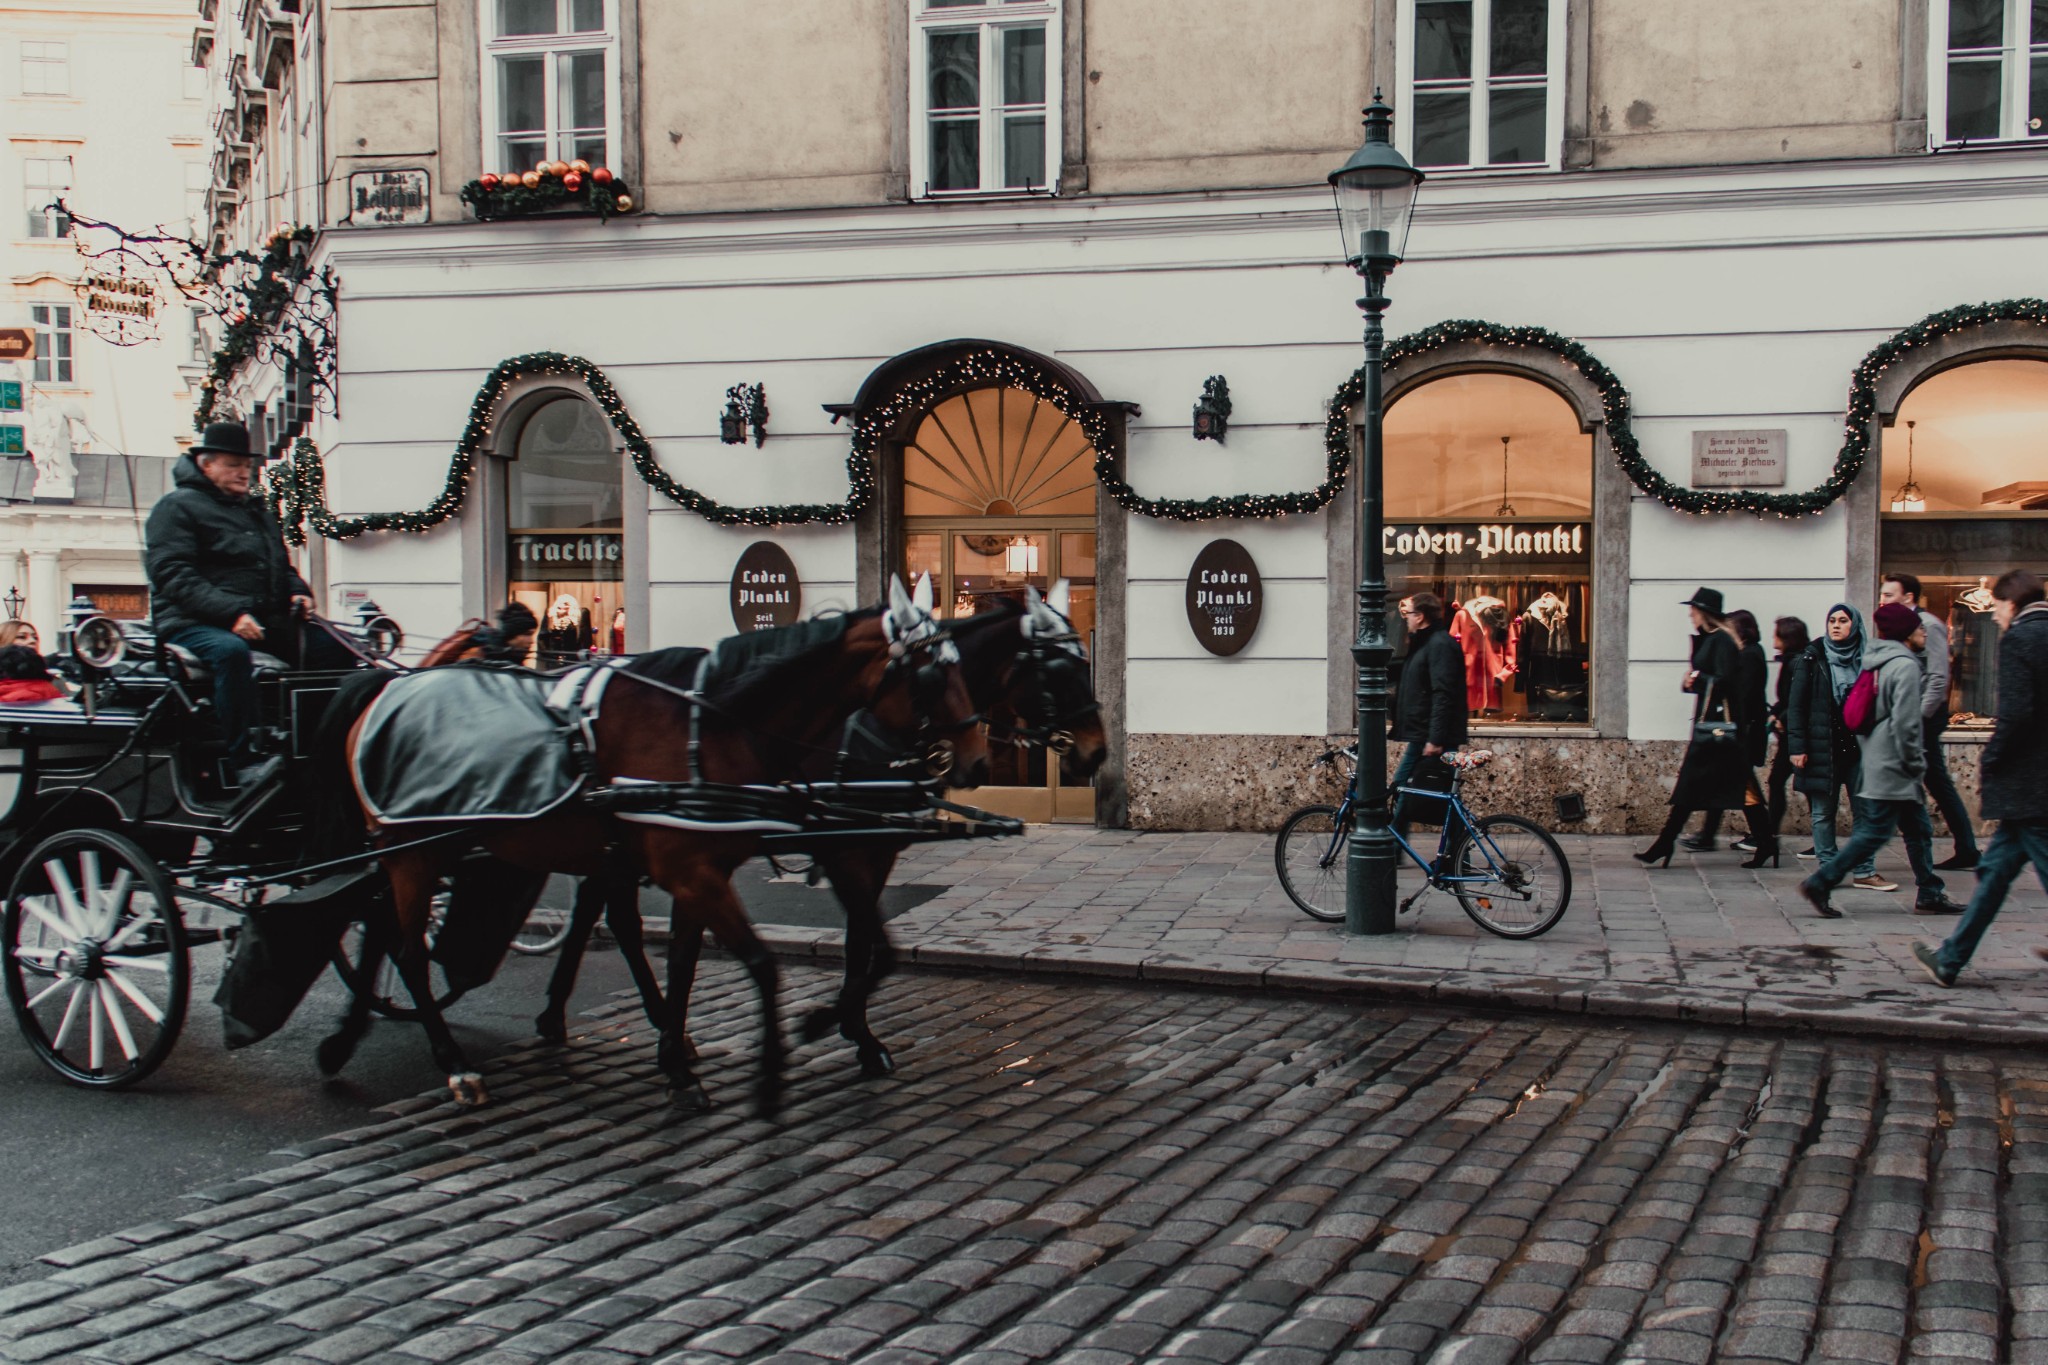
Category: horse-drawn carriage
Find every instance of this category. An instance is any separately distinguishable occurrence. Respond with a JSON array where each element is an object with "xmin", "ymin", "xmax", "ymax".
[{"xmin": 0, "ymin": 580, "xmax": 1097, "ymax": 1112}]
